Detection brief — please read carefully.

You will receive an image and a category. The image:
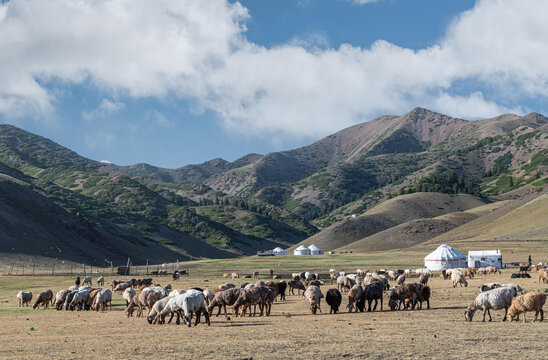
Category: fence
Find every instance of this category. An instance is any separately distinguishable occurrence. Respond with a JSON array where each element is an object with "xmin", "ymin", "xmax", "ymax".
[{"xmin": 1, "ymin": 259, "xmax": 188, "ymax": 277}]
